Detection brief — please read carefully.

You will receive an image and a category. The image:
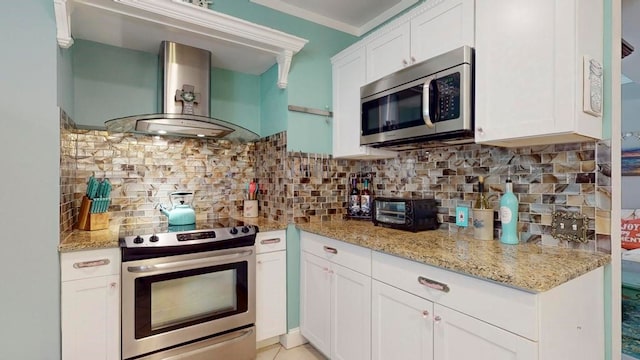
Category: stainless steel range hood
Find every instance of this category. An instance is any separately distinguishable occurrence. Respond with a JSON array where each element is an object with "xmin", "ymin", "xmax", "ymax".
[{"xmin": 105, "ymin": 41, "xmax": 259, "ymax": 142}]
